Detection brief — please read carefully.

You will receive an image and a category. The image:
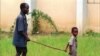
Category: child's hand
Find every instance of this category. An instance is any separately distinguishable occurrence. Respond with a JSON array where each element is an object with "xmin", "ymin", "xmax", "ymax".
[
  {"xmin": 69, "ymin": 52, "xmax": 72, "ymax": 55},
  {"xmin": 64, "ymin": 49, "xmax": 67, "ymax": 52}
]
